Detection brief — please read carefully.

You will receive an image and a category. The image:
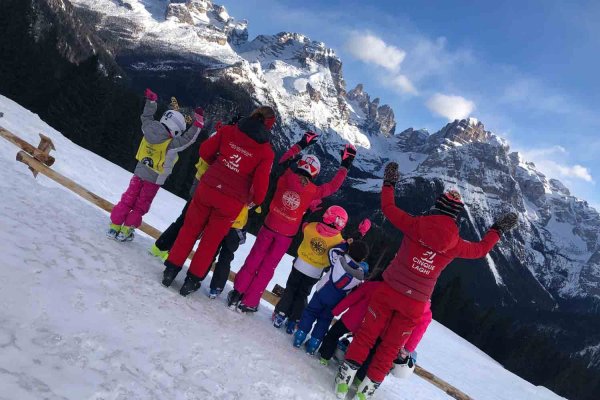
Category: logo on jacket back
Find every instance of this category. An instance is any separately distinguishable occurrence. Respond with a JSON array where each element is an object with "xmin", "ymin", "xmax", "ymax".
[
  {"xmin": 282, "ymin": 190, "xmax": 301, "ymax": 210},
  {"xmin": 223, "ymin": 154, "xmax": 242, "ymax": 173},
  {"xmin": 411, "ymin": 250, "xmax": 437, "ymax": 275}
]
